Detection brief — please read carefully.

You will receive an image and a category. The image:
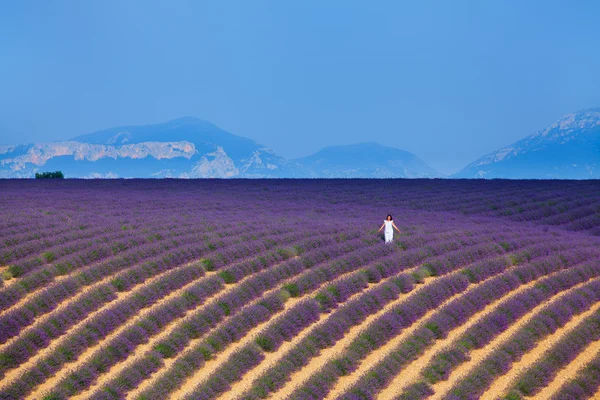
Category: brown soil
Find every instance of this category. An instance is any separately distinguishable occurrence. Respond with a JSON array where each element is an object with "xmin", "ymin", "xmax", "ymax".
[
  {"xmin": 170, "ymin": 297, "xmax": 304, "ymax": 399},
  {"xmin": 71, "ymin": 271, "xmax": 221, "ymax": 399},
  {"xmin": 429, "ymin": 278, "xmax": 598, "ymax": 400},
  {"xmin": 325, "ymin": 270, "xmax": 478, "ymax": 400},
  {"xmin": 533, "ymin": 338, "xmax": 600, "ymax": 400},
  {"xmin": 19, "ymin": 265, "xmax": 217, "ymax": 399},
  {"xmin": 377, "ymin": 271, "xmax": 541, "ymax": 400},
  {"xmin": 260, "ymin": 269, "xmax": 441, "ymax": 399},
  {"xmin": 169, "ymin": 268, "xmax": 372, "ymax": 400},
  {"xmin": 481, "ymin": 301, "xmax": 600, "ymax": 400}
]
